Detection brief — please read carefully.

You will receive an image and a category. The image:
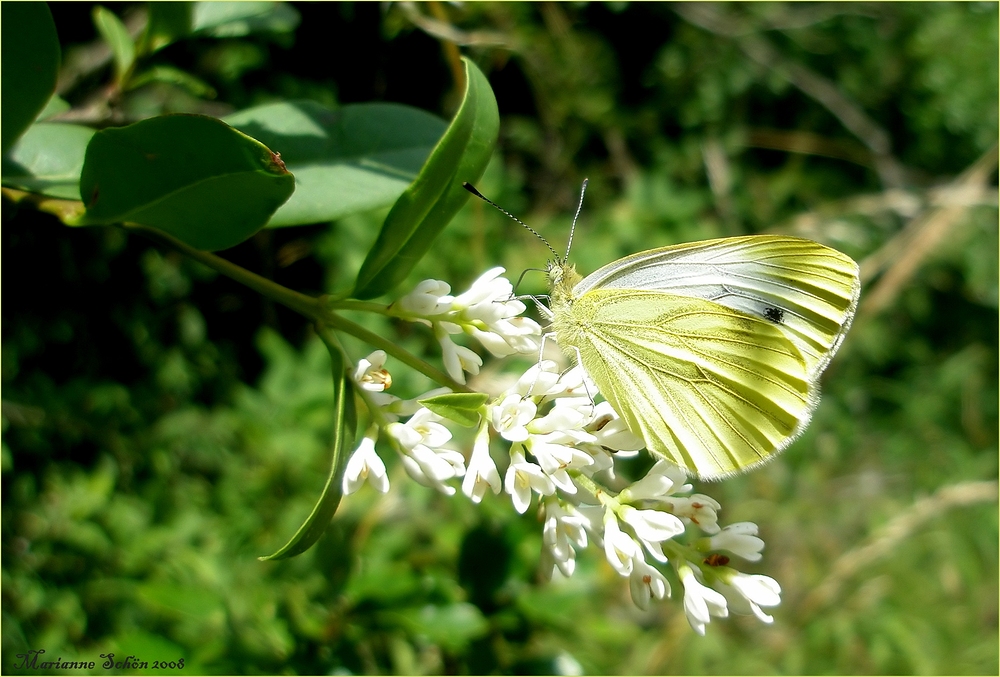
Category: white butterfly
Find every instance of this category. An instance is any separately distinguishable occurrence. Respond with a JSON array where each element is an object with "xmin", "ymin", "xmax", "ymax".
[
  {"xmin": 548, "ymin": 234, "xmax": 860, "ymax": 479},
  {"xmin": 464, "ymin": 181, "xmax": 860, "ymax": 480}
]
